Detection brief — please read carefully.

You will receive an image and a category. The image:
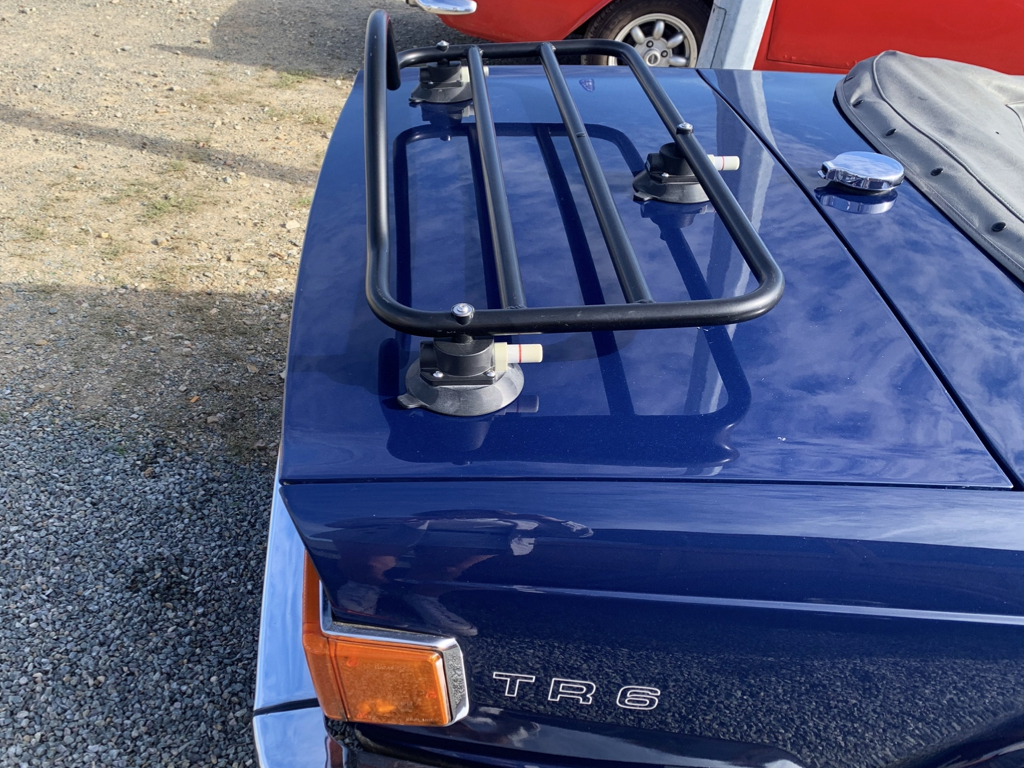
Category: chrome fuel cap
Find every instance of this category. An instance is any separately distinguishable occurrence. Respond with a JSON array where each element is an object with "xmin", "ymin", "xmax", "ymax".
[{"xmin": 820, "ymin": 151, "xmax": 904, "ymax": 192}]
